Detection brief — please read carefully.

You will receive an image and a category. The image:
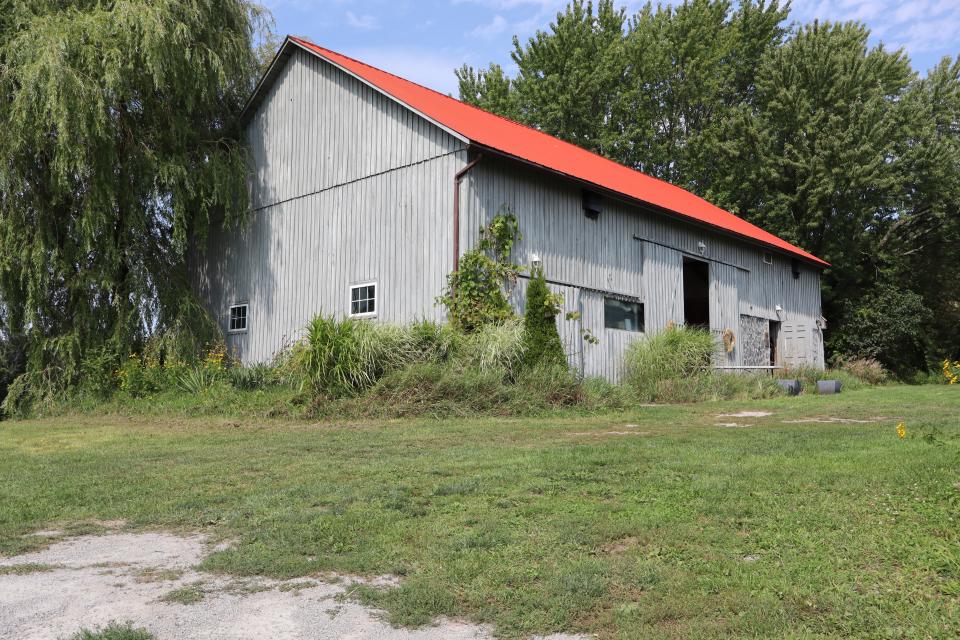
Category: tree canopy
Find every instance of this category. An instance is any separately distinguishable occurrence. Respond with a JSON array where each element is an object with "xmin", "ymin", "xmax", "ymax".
[
  {"xmin": 0, "ymin": 0, "xmax": 268, "ymax": 397},
  {"xmin": 459, "ymin": 0, "xmax": 960, "ymax": 374}
]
